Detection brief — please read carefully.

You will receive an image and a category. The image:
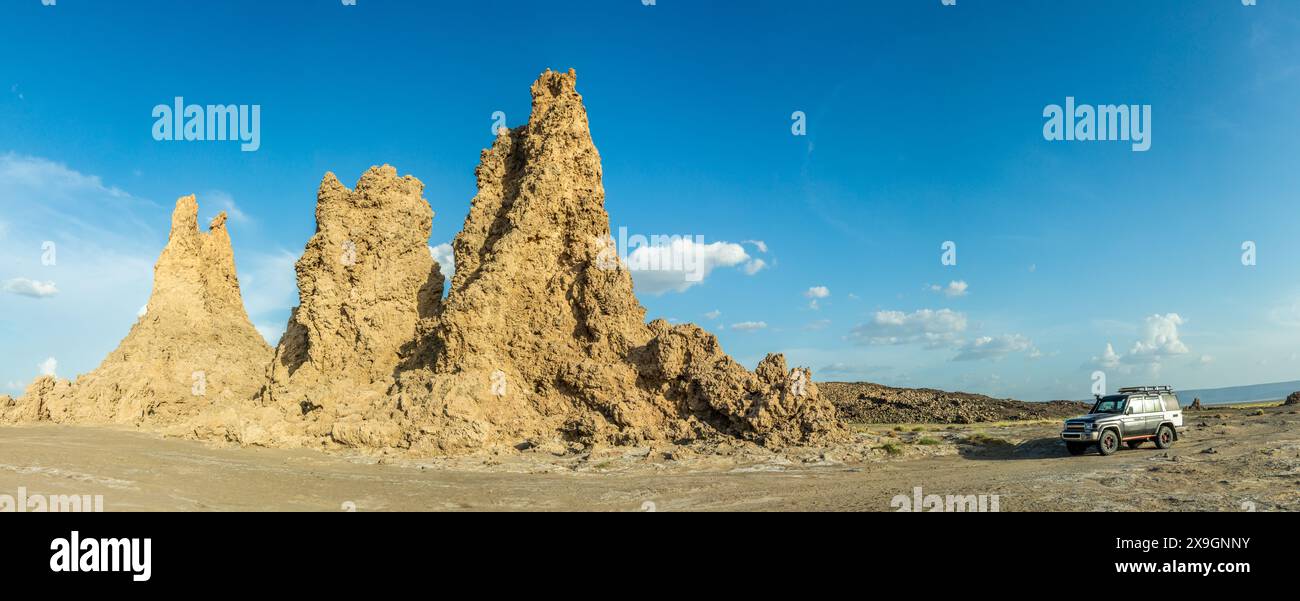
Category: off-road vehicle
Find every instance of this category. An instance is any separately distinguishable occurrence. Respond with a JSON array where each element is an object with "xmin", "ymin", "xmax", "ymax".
[{"xmin": 1060, "ymin": 386, "xmax": 1187, "ymax": 456}]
